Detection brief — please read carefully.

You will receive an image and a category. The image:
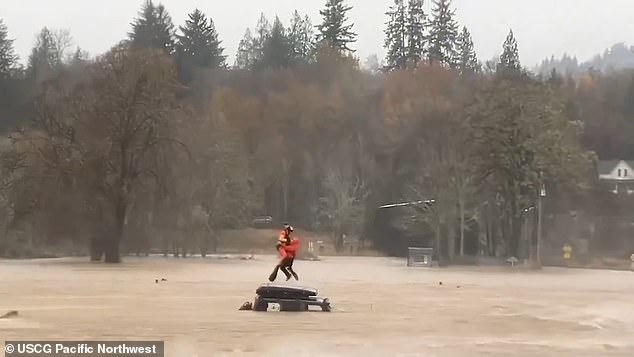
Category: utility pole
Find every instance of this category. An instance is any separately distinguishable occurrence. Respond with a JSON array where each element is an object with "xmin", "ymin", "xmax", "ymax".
[
  {"xmin": 537, "ymin": 183, "xmax": 546, "ymax": 266},
  {"xmin": 523, "ymin": 206, "xmax": 535, "ymax": 262}
]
